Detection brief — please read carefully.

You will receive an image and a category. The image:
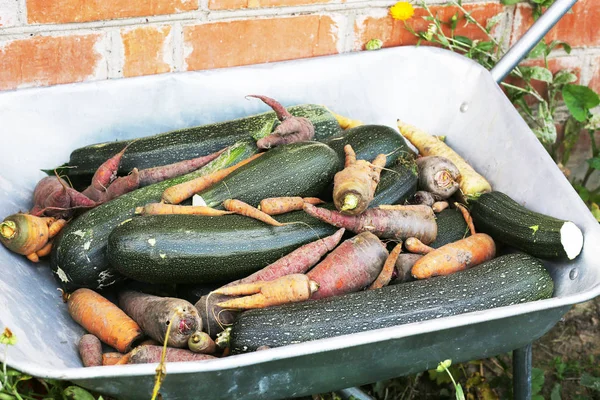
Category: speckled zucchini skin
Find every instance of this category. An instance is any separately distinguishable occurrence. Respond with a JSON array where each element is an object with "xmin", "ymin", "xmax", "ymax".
[
  {"xmin": 106, "ymin": 211, "xmax": 337, "ymax": 284},
  {"xmin": 229, "ymin": 253, "xmax": 554, "ymax": 353},
  {"xmin": 430, "ymin": 208, "xmax": 471, "ymax": 249},
  {"xmin": 50, "ymin": 141, "xmax": 258, "ymax": 292},
  {"xmin": 197, "ymin": 141, "xmax": 342, "ymax": 208},
  {"xmin": 68, "ymin": 104, "xmax": 342, "ymax": 181}
]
